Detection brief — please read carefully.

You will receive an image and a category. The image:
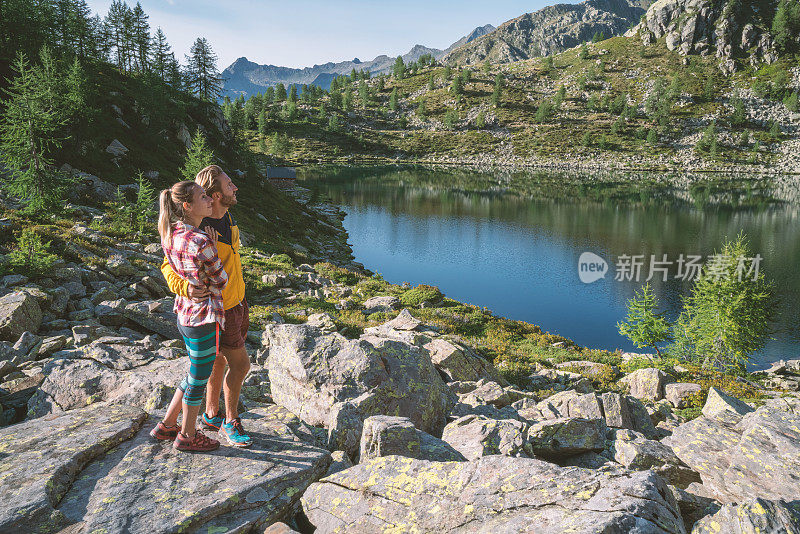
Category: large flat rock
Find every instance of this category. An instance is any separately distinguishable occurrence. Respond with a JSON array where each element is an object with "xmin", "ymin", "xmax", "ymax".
[
  {"xmin": 302, "ymin": 455, "xmax": 686, "ymax": 533},
  {"xmin": 28, "ymin": 354, "xmax": 187, "ymax": 418},
  {"xmin": 663, "ymin": 397, "xmax": 800, "ymax": 503},
  {"xmin": 0, "ymin": 404, "xmax": 146, "ymax": 533},
  {"xmin": 58, "ymin": 405, "xmax": 331, "ymax": 533}
]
